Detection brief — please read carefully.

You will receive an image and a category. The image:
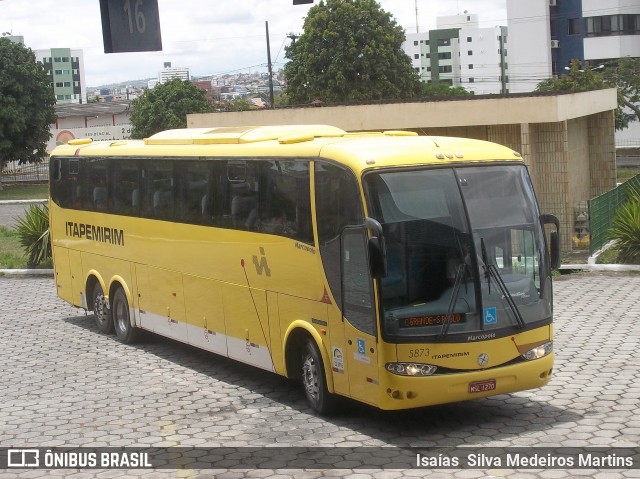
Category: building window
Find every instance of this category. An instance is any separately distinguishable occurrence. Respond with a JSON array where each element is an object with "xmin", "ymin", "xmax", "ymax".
[
  {"xmin": 53, "ymin": 57, "xmax": 62, "ymax": 62},
  {"xmin": 468, "ymin": 50, "xmax": 473, "ymax": 55},
  {"xmin": 54, "ymin": 69, "xmax": 63, "ymax": 75},
  {"xmin": 437, "ymin": 38, "xmax": 451, "ymax": 47},
  {"xmin": 438, "ymin": 52, "xmax": 452, "ymax": 60},
  {"xmin": 586, "ymin": 14, "xmax": 640, "ymax": 36},
  {"xmin": 55, "ymin": 82, "xmax": 63, "ymax": 88},
  {"xmin": 414, "ymin": 40, "xmax": 418, "ymax": 46},
  {"xmin": 414, "ymin": 54, "xmax": 420, "ymax": 59},
  {"xmin": 568, "ymin": 18, "xmax": 580, "ymax": 35},
  {"xmin": 467, "ymin": 36, "xmax": 472, "ymax": 42},
  {"xmin": 469, "ymin": 64, "xmax": 474, "ymax": 69},
  {"xmin": 469, "ymin": 78, "xmax": 475, "ymax": 83},
  {"xmin": 439, "ymin": 65, "xmax": 452, "ymax": 73},
  {"xmin": 64, "ymin": 82, "xmax": 71, "ymax": 87}
]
